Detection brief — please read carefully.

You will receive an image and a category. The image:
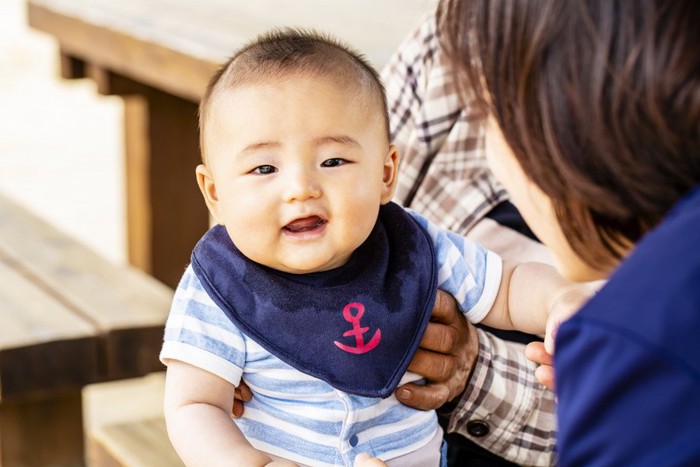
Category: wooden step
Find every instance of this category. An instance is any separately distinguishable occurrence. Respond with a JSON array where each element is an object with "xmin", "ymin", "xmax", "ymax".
[
  {"xmin": 0, "ymin": 192, "xmax": 173, "ymax": 465},
  {"xmin": 88, "ymin": 417, "xmax": 183, "ymax": 467},
  {"xmin": 83, "ymin": 373, "xmax": 184, "ymax": 466}
]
